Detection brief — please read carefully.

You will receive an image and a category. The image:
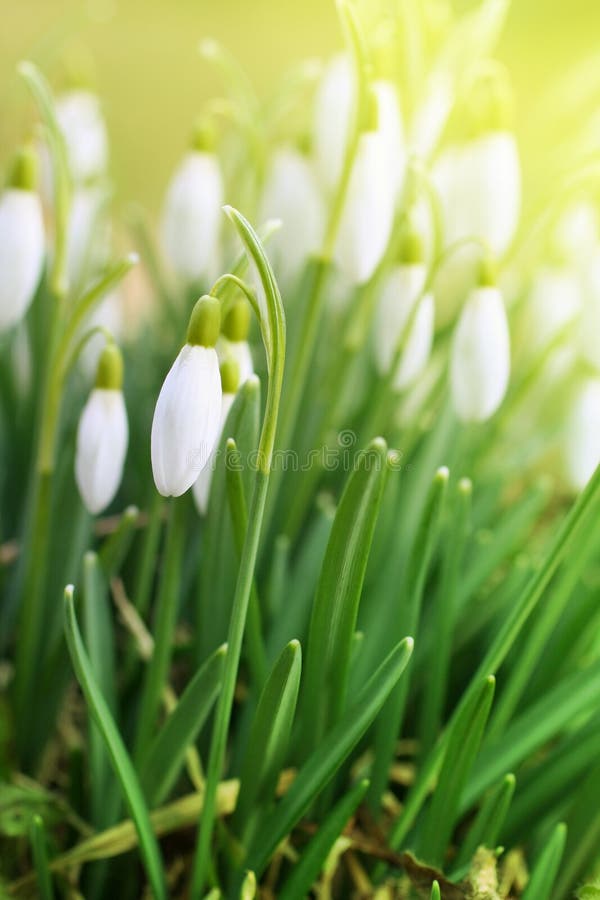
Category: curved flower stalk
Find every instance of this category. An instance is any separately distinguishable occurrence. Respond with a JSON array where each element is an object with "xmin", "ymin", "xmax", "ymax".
[
  {"xmin": 374, "ymin": 231, "xmax": 435, "ymax": 391},
  {"xmin": 564, "ymin": 376, "xmax": 600, "ymax": 491},
  {"xmin": 258, "ymin": 147, "xmax": 325, "ymax": 289},
  {"xmin": 55, "ymin": 88, "xmax": 109, "ymax": 184},
  {"xmin": 217, "ymin": 296, "xmax": 254, "ymax": 385},
  {"xmin": 75, "ymin": 341, "xmax": 128, "ymax": 514},
  {"xmin": 450, "ymin": 259, "xmax": 510, "ymax": 422},
  {"xmin": 192, "ymin": 357, "xmax": 239, "ymax": 515},
  {"xmin": 0, "ymin": 145, "xmax": 45, "ymax": 333},
  {"xmin": 160, "ymin": 123, "xmax": 223, "ymax": 285},
  {"xmin": 151, "ymin": 295, "xmax": 223, "ymax": 497}
]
